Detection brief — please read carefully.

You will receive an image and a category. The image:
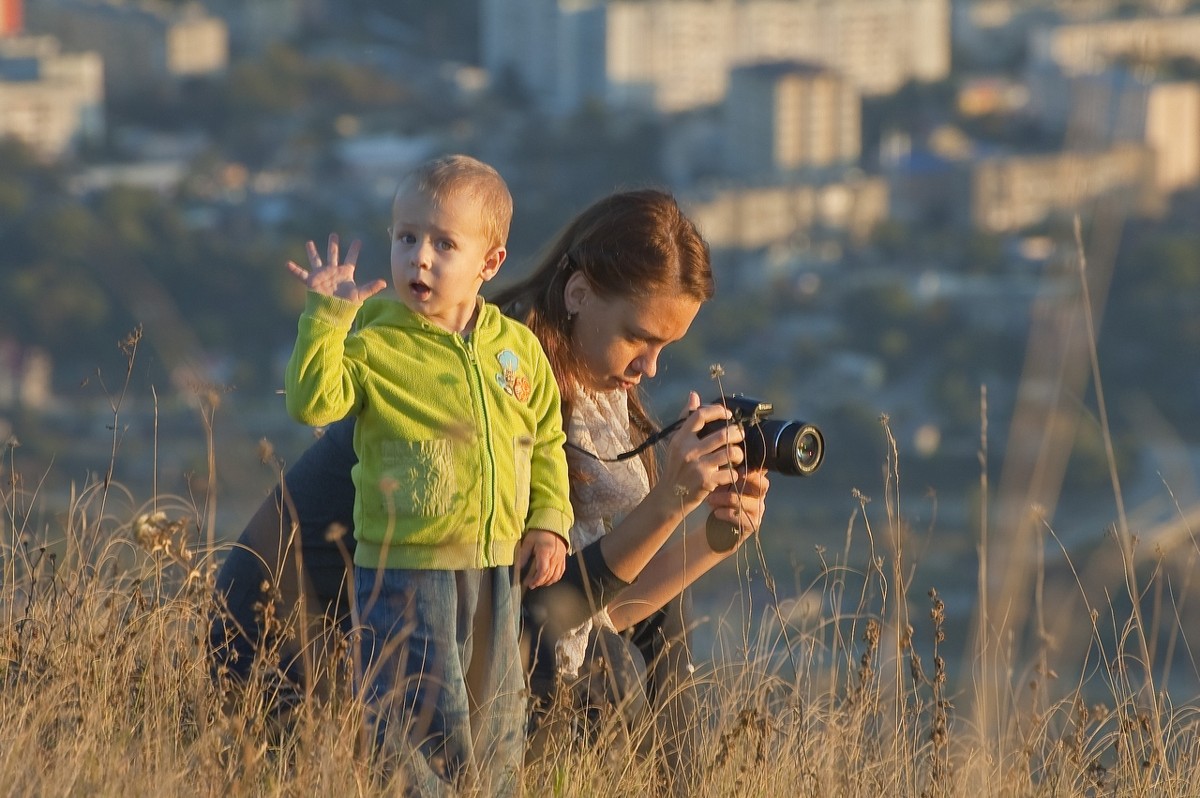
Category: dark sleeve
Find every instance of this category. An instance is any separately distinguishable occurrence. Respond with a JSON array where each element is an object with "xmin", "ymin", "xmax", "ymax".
[
  {"xmin": 524, "ymin": 538, "xmax": 632, "ymax": 631},
  {"xmin": 568, "ymin": 537, "xmax": 632, "ymax": 611},
  {"xmin": 210, "ymin": 417, "xmax": 358, "ymax": 684},
  {"xmin": 275, "ymin": 416, "xmax": 359, "ymax": 596},
  {"xmin": 522, "ymin": 537, "xmax": 632, "ymax": 685}
]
